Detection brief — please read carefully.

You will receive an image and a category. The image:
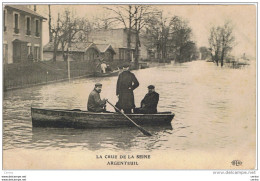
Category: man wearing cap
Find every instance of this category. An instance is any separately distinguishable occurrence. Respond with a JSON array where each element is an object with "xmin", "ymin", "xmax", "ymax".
[
  {"xmin": 87, "ymin": 83, "xmax": 107, "ymax": 112},
  {"xmin": 116, "ymin": 63, "xmax": 139, "ymax": 114},
  {"xmin": 134, "ymin": 85, "xmax": 159, "ymax": 114}
]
